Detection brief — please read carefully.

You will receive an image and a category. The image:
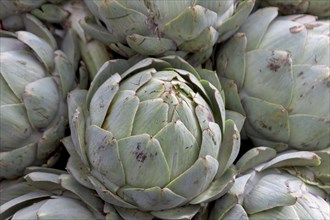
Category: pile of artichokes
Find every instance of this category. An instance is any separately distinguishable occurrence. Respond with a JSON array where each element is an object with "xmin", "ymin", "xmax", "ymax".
[{"xmin": 0, "ymin": 0, "xmax": 329, "ymax": 219}]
